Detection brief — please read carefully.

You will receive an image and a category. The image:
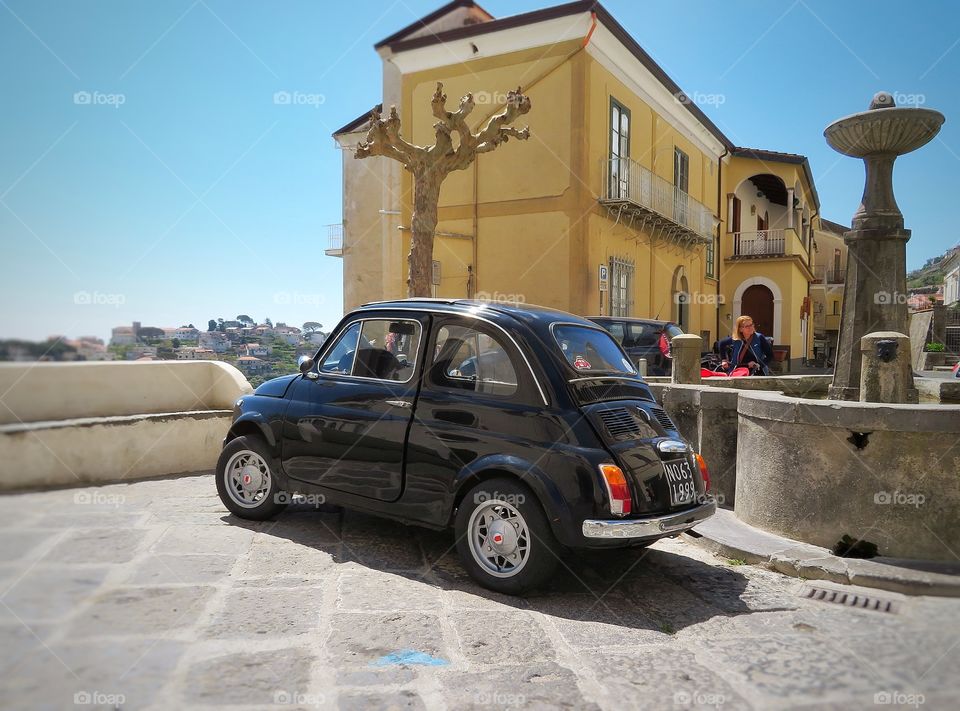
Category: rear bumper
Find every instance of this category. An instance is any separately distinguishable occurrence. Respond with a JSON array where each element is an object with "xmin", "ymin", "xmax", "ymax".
[{"xmin": 581, "ymin": 501, "xmax": 716, "ymax": 540}]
